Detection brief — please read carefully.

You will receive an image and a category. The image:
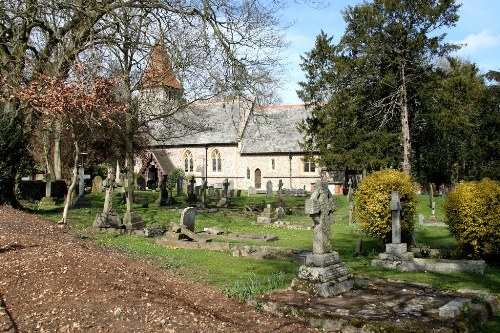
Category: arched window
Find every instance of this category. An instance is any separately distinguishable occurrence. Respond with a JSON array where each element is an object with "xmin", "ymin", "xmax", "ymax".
[
  {"xmin": 247, "ymin": 167, "xmax": 250, "ymax": 179},
  {"xmin": 304, "ymin": 158, "xmax": 316, "ymax": 173},
  {"xmin": 271, "ymin": 158, "xmax": 275, "ymax": 170},
  {"xmin": 211, "ymin": 149, "xmax": 222, "ymax": 172},
  {"xmin": 184, "ymin": 150, "xmax": 193, "ymax": 172}
]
